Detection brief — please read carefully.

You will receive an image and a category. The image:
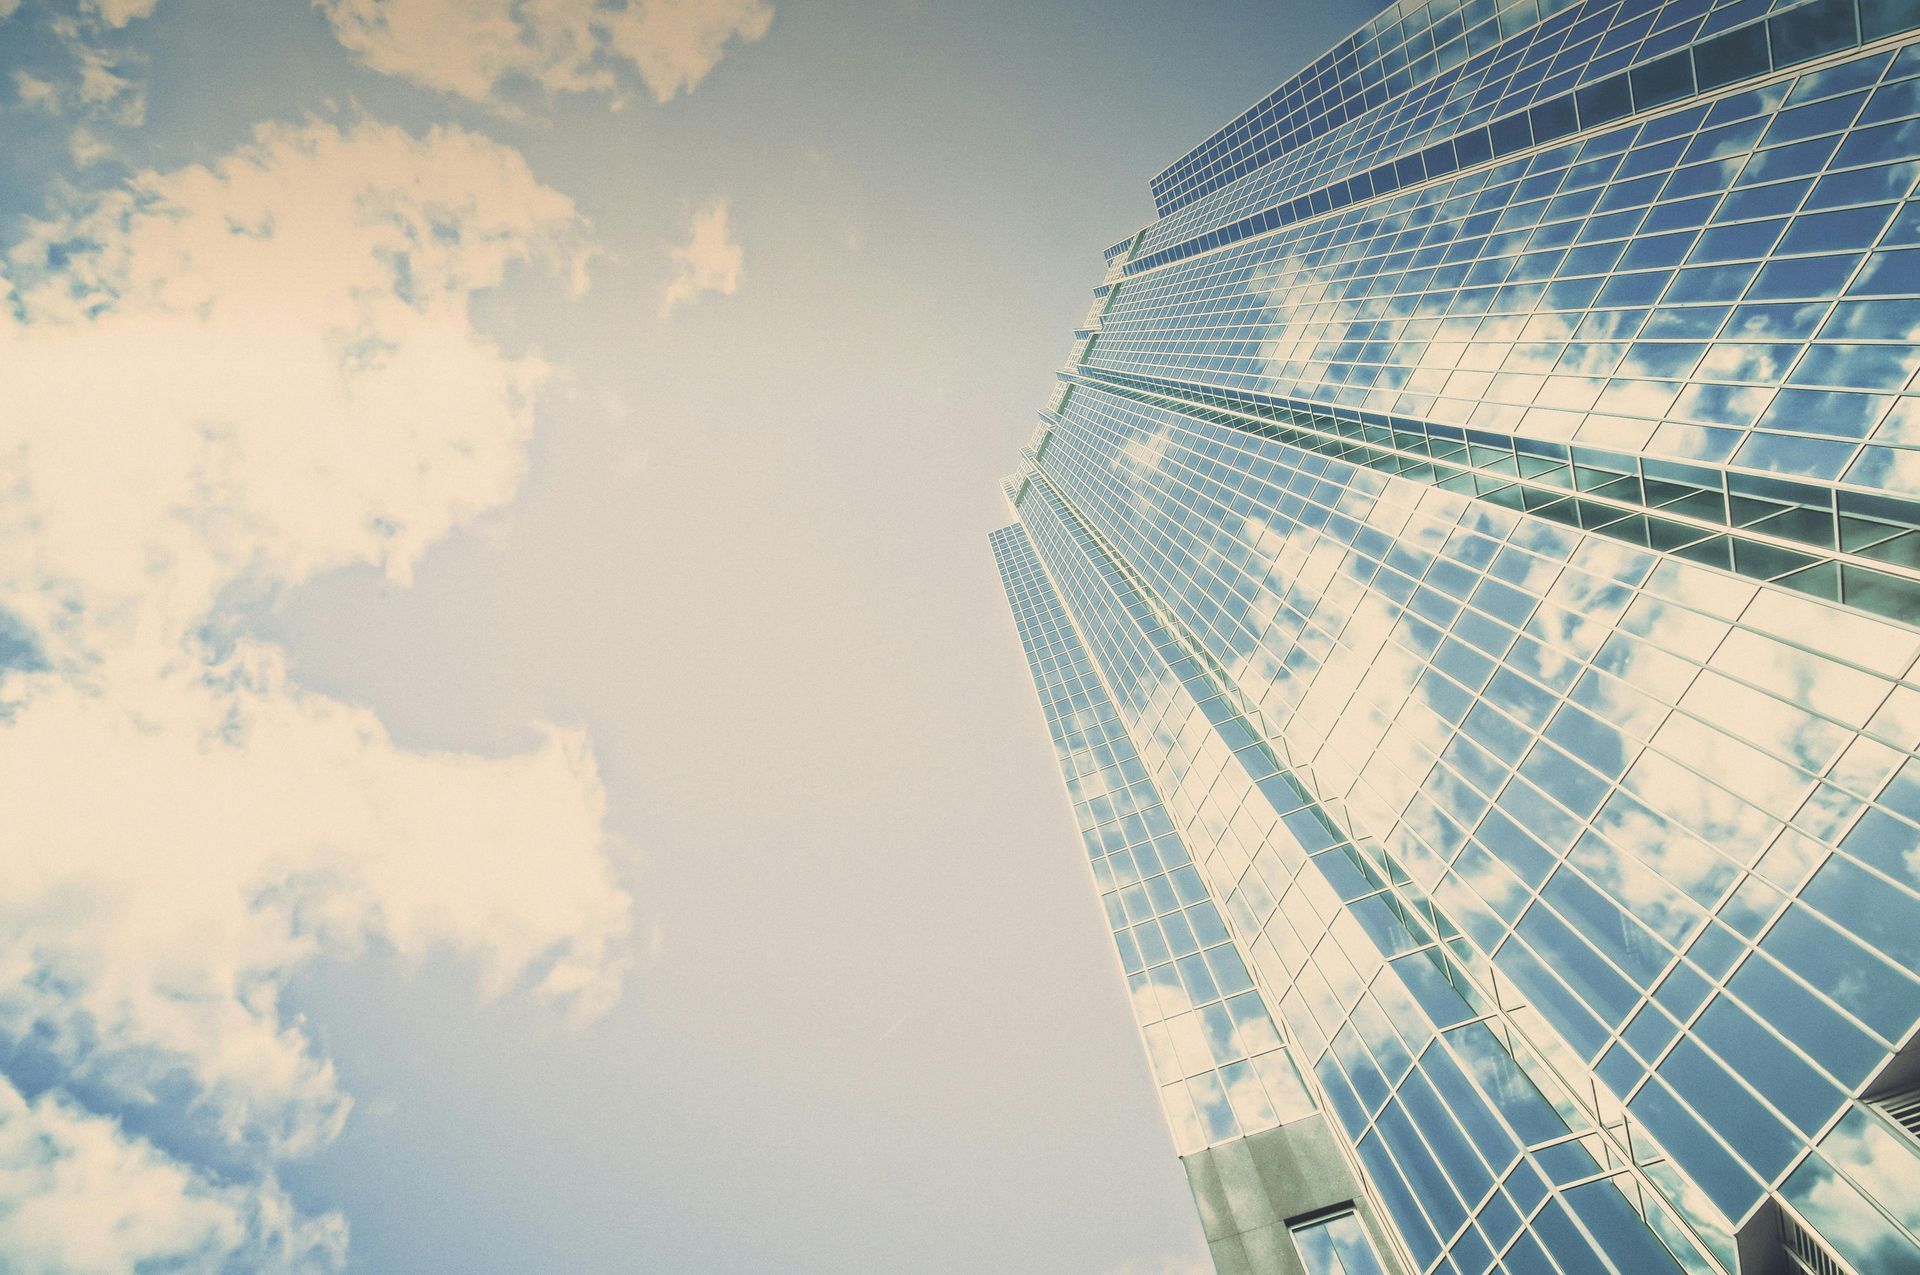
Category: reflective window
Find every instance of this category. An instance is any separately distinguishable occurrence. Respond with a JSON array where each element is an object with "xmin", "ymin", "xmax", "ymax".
[
  {"xmin": 998, "ymin": 6, "xmax": 1920, "ymax": 1275},
  {"xmin": 1291, "ymin": 1210, "xmax": 1391, "ymax": 1275}
]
